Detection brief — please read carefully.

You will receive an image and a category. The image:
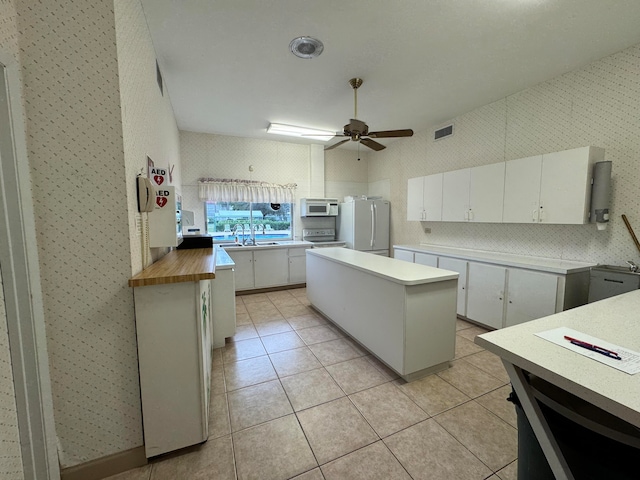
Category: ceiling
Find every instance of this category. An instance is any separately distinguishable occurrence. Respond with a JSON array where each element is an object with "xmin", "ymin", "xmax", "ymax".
[{"xmin": 140, "ymin": 0, "xmax": 640, "ymax": 150}]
